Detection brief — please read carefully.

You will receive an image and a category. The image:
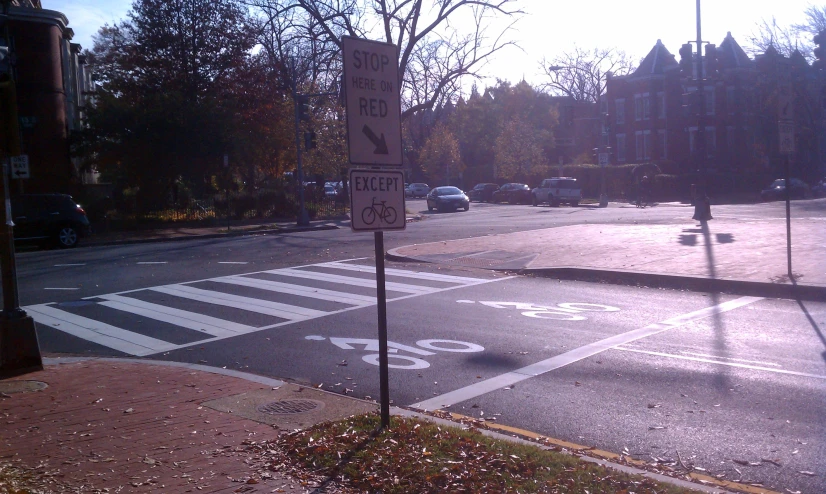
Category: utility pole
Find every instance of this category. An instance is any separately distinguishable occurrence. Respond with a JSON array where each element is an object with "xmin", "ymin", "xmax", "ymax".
[
  {"xmin": 692, "ymin": 0, "xmax": 712, "ymax": 222},
  {"xmin": 0, "ymin": 1, "xmax": 43, "ymax": 377}
]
